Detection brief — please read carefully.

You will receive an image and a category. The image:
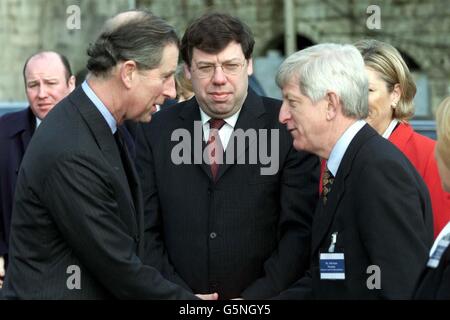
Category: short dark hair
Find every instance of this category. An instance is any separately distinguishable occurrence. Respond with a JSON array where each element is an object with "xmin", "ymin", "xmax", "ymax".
[
  {"xmin": 86, "ymin": 10, "xmax": 179, "ymax": 77},
  {"xmin": 23, "ymin": 51, "xmax": 73, "ymax": 84},
  {"xmin": 180, "ymin": 12, "xmax": 254, "ymax": 67}
]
